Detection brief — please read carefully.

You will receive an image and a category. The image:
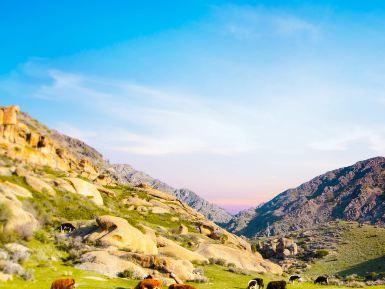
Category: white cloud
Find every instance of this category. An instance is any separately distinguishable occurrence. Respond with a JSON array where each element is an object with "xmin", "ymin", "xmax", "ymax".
[
  {"xmin": 21, "ymin": 68, "xmax": 259, "ymax": 156},
  {"xmin": 218, "ymin": 5, "xmax": 320, "ymax": 40},
  {"xmin": 309, "ymin": 126, "xmax": 385, "ymax": 153}
]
